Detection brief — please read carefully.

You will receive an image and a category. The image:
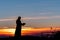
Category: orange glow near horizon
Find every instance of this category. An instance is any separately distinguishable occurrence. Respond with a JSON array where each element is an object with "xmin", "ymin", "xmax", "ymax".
[
  {"xmin": 0, "ymin": 27, "xmax": 60, "ymax": 37},
  {"xmin": 21, "ymin": 27, "xmax": 60, "ymax": 36},
  {"xmin": 0, "ymin": 29, "xmax": 15, "ymax": 36}
]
